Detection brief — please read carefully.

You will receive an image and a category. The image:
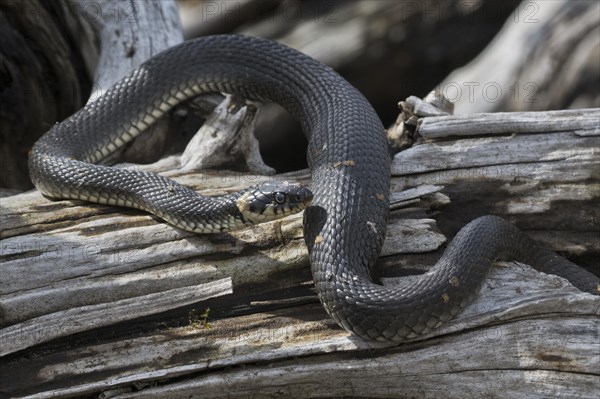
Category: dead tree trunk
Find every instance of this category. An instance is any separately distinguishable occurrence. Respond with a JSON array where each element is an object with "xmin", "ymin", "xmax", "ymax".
[{"xmin": 1, "ymin": 108, "xmax": 598, "ymax": 398}]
